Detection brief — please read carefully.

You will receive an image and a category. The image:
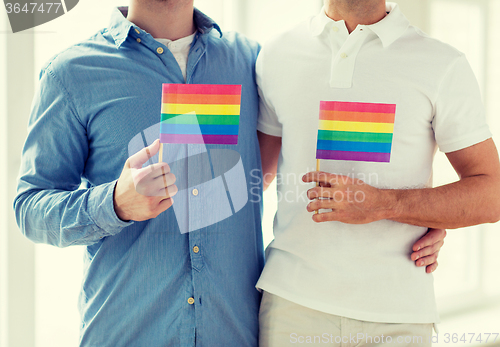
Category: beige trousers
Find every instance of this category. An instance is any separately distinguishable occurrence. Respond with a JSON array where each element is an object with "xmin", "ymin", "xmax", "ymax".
[{"xmin": 259, "ymin": 292, "xmax": 433, "ymax": 347}]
